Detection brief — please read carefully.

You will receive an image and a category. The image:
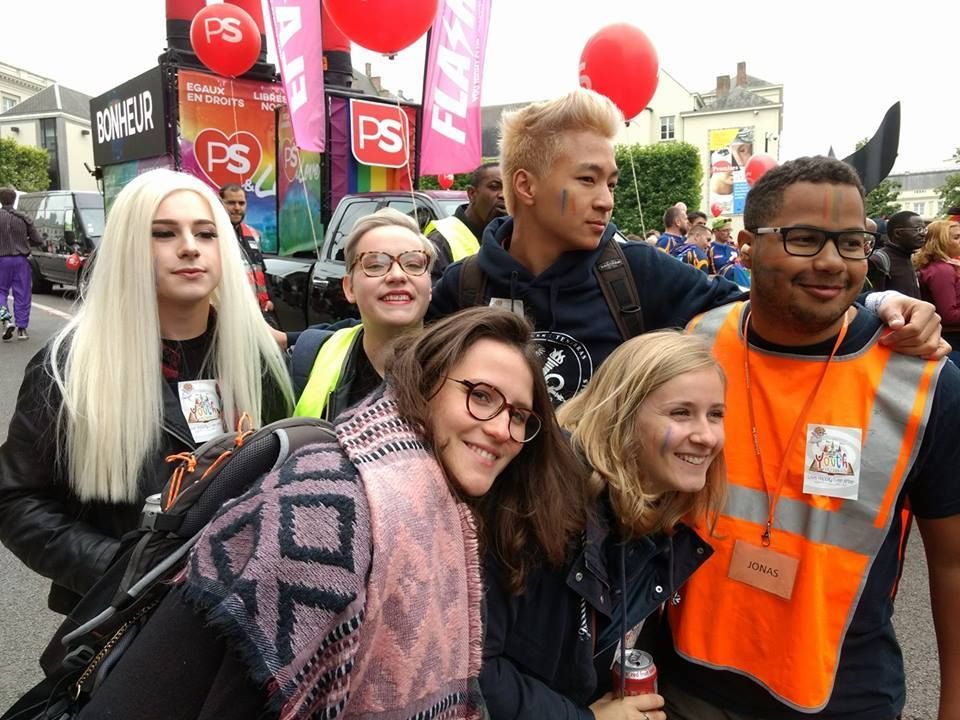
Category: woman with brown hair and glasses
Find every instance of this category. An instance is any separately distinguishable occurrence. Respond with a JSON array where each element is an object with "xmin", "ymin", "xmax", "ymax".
[
  {"xmin": 290, "ymin": 207, "xmax": 435, "ymax": 420},
  {"xmin": 73, "ymin": 306, "xmax": 588, "ymax": 719}
]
